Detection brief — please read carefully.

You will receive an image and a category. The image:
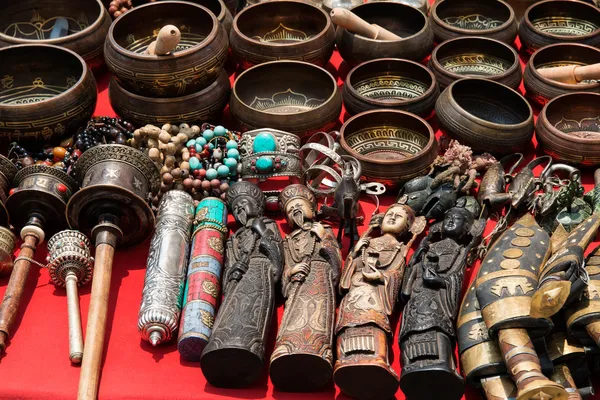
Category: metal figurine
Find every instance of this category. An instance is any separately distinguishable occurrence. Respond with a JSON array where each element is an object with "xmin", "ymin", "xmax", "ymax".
[
  {"xmin": 46, "ymin": 230, "xmax": 94, "ymax": 364},
  {"xmin": 269, "ymin": 184, "xmax": 342, "ymax": 392},
  {"xmin": 399, "ymin": 197, "xmax": 485, "ymax": 400},
  {"xmin": 334, "ymin": 204, "xmax": 426, "ymax": 400},
  {"xmin": 178, "ymin": 197, "xmax": 228, "ymax": 361},
  {"xmin": 200, "ymin": 181, "xmax": 283, "ymax": 388},
  {"xmin": 477, "ymin": 153, "xmax": 523, "ymax": 213},
  {"xmin": 138, "ymin": 190, "xmax": 195, "ymax": 347}
]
